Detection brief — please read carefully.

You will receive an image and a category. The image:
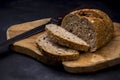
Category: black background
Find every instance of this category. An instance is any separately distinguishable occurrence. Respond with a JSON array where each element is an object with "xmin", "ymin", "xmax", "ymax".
[{"xmin": 0, "ymin": 0, "xmax": 120, "ymax": 80}]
